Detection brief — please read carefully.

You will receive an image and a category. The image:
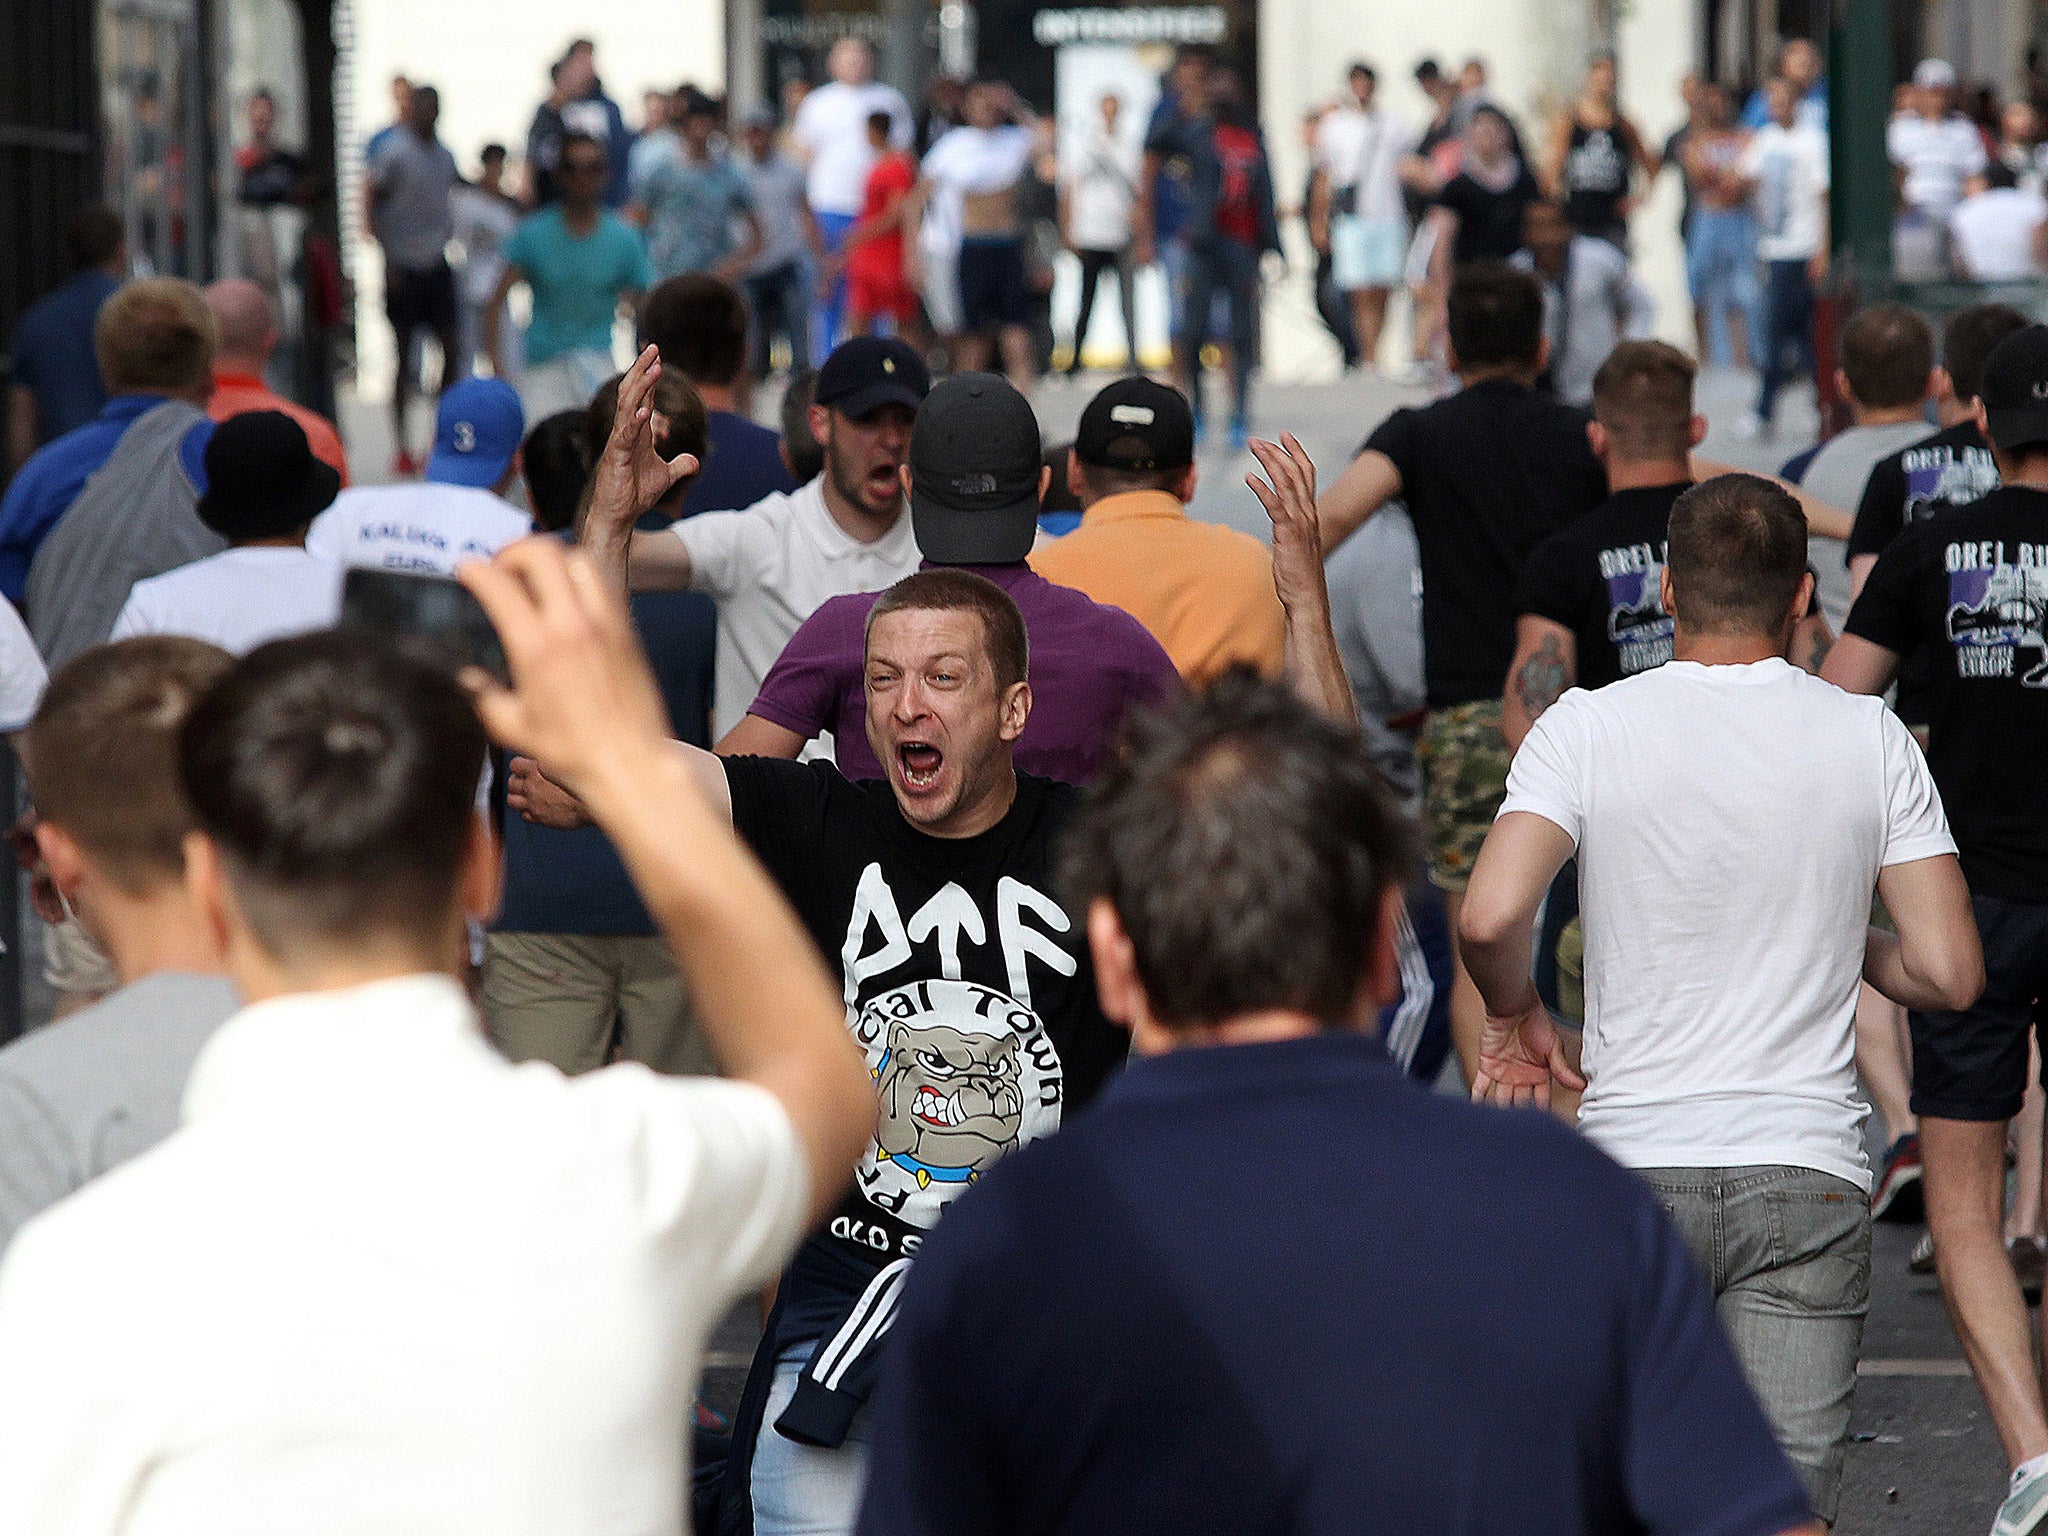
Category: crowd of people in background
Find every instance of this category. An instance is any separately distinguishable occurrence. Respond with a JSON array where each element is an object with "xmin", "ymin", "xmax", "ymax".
[{"xmin": 12, "ymin": 22, "xmax": 2048, "ymax": 1536}]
